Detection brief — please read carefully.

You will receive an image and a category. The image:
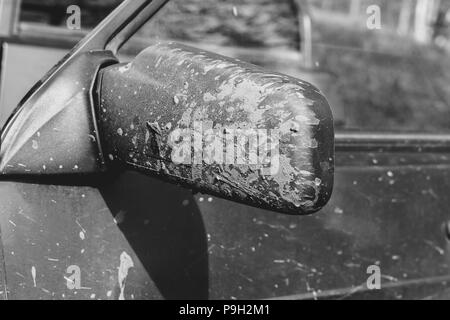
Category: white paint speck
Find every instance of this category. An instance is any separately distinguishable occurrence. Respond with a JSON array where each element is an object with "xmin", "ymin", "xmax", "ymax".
[
  {"xmin": 31, "ymin": 266, "xmax": 37, "ymax": 287},
  {"xmin": 47, "ymin": 257, "xmax": 59, "ymax": 262},
  {"xmin": 232, "ymin": 6, "xmax": 238, "ymax": 16},
  {"xmin": 118, "ymin": 63, "xmax": 130, "ymax": 73},
  {"xmin": 118, "ymin": 252, "xmax": 134, "ymax": 300},
  {"xmin": 79, "ymin": 231, "xmax": 85, "ymax": 240},
  {"xmin": 334, "ymin": 207, "xmax": 344, "ymax": 214}
]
